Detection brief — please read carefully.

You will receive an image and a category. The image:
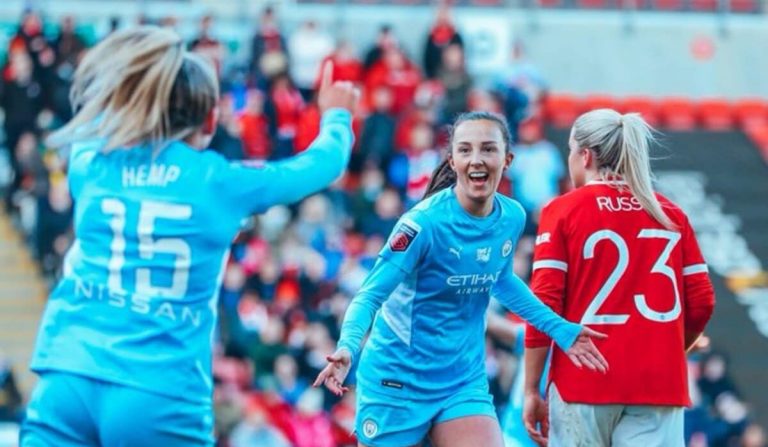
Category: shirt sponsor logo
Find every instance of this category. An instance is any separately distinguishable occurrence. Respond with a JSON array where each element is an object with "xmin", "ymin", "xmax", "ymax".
[
  {"xmin": 390, "ymin": 221, "xmax": 419, "ymax": 252},
  {"xmin": 73, "ymin": 278, "xmax": 203, "ymax": 327},
  {"xmin": 476, "ymin": 247, "xmax": 491, "ymax": 263},
  {"xmin": 446, "ymin": 271, "xmax": 501, "ymax": 295}
]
